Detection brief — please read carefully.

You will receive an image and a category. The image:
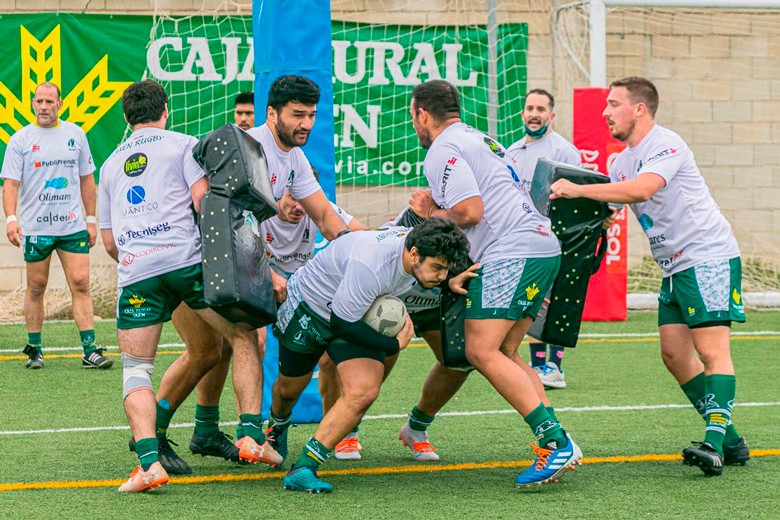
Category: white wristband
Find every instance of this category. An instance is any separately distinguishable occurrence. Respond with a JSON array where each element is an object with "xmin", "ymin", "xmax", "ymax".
[
  {"xmin": 85, "ymin": 215, "xmax": 97, "ymax": 224},
  {"xmin": 6, "ymin": 215, "xmax": 17, "ymax": 223}
]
